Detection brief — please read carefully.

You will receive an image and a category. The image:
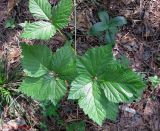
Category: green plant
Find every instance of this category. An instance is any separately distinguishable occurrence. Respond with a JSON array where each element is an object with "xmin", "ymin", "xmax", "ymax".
[
  {"xmin": 66, "ymin": 121, "xmax": 85, "ymax": 131},
  {"xmin": 89, "ymin": 11, "xmax": 127, "ymax": 44},
  {"xmin": 19, "ymin": 43, "xmax": 145, "ymax": 125},
  {"xmin": 0, "ymin": 58, "xmax": 22, "ymax": 84},
  {"xmin": 40, "ymin": 122, "xmax": 48, "ymax": 131},
  {"xmin": 21, "ymin": 0, "xmax": 72, "ymax": 40},
  {"xmin": 0, "ymin": 87, "xmax": 11, "ymax": 105},
  {"xmin": 0, "ymin": 55, "xmax": 23, "ymax": 114},
  {"xmin": 149, "ymin": 75, "xmax": 160, "ymax": 88},
  {"xmin": 0, "ymin": 60, "xmax": 12, "ymax": 106},
  {"xmin": 0, "ymin": 59, "xmax": 5, "ymax": 85},
  {"xmin": 5, "ymin": 18, "xmax": 16, "ymax": 29},
  {"xmin": 18, "ymin": 0, "xmax": 145, "ymax": 126},
  {"xmin": 41, "ymin": 101, "xmax": 59, "ymax": 117},
  {"xmin": 40, "ymin": 101, "xmax": 64, "ymax": 130}
]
